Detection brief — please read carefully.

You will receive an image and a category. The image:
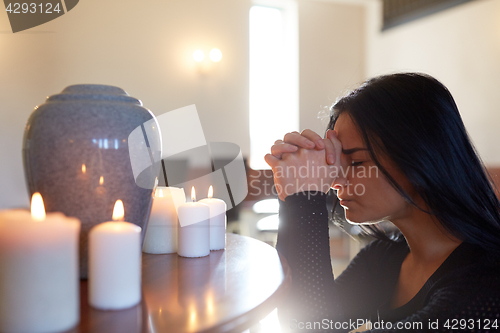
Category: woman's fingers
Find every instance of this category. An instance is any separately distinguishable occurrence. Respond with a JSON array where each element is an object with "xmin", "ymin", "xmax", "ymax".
[
  {"xmin": 271, "ymin": 147, "xmax": 340, "ymax": 200},
  {"xmin": 265, "ymin": 154, "xmax": 287, "ymax": 200},
  {"xmin": 283, "ymin": 132, "xmax": 315, "ymax": 149},
  {"xmin": 300, "ymin": 129, "xmax": 325, "ymax": 149},
  {"xmin": 264, "ymin": 153, "xmax": 280, "ymax": 168},
  {"xmin": 270, "ymin": 142, "xmax": 298, "ymax": 159},
  {"xmin": 283, "ymin": 130, "xmax": 323, "ymax": 149},
  {"xmin": 270, "ymin": 129, "xmax": 328, "ymax": 161},
  {"xmin": 322, "ymin": 136, "xmax": 336, "ymax": 165},
  {"xmin": 326, "ymin": 129, "xmax": 342, "ymax": 166}
]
